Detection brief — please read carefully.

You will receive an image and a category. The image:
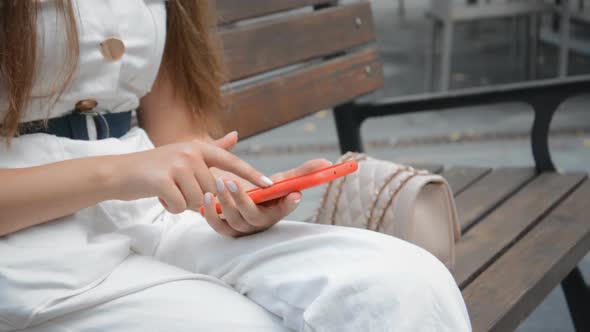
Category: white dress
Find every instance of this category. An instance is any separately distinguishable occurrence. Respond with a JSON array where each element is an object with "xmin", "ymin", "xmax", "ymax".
[{"xmin": 0, "ymin": 1, "xmax": 472, "ymax": 331}]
